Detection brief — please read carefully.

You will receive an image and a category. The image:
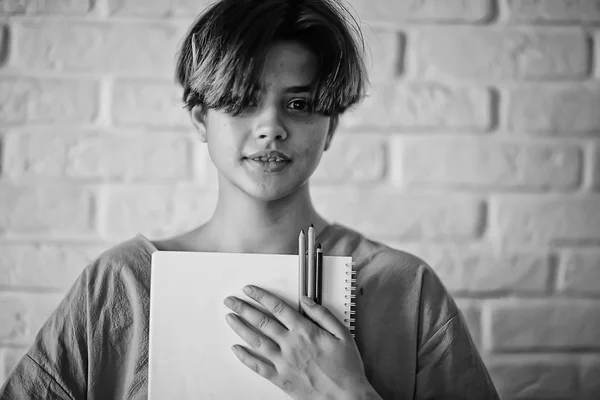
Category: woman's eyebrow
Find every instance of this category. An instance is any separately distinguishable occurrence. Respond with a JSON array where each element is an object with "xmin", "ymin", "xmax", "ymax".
[
  {"xmin": 284, "ymin": 85, "xmax": 312, "ymax": 94},
  {"xmin": 255, "ymin": 84, "xmax": 313, "ymax": 95}
]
